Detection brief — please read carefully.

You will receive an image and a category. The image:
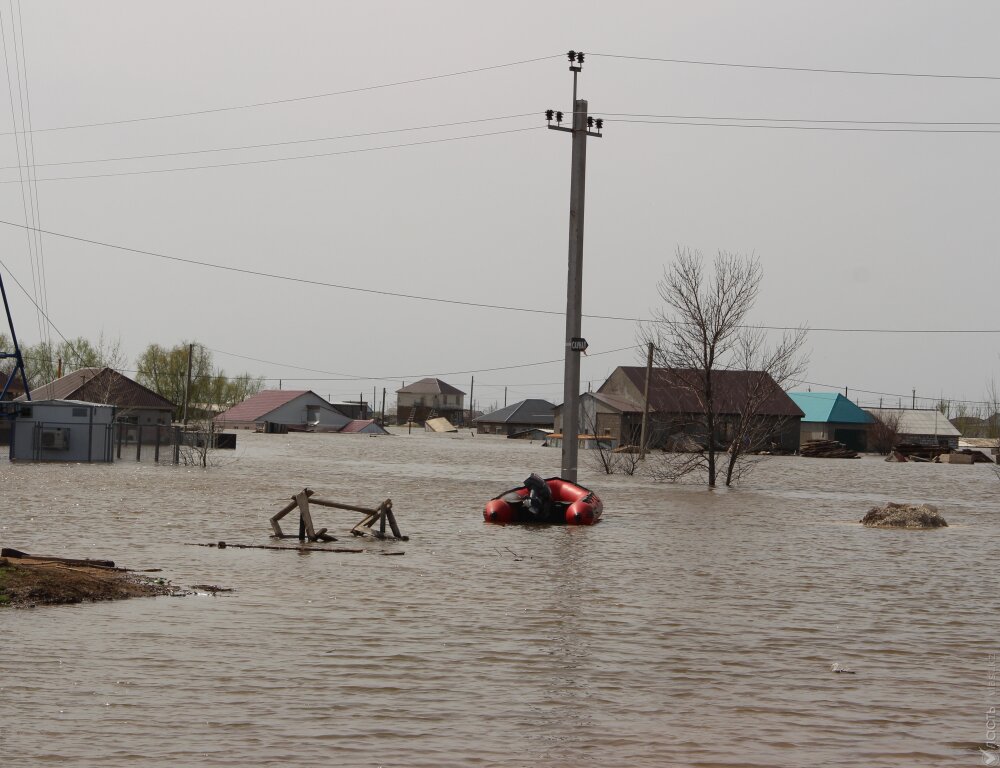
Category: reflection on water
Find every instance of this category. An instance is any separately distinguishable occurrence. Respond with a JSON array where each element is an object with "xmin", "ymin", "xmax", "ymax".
[{"xmin": 1, "ymin": 432, "xmax": 997, "ymax": 766}]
